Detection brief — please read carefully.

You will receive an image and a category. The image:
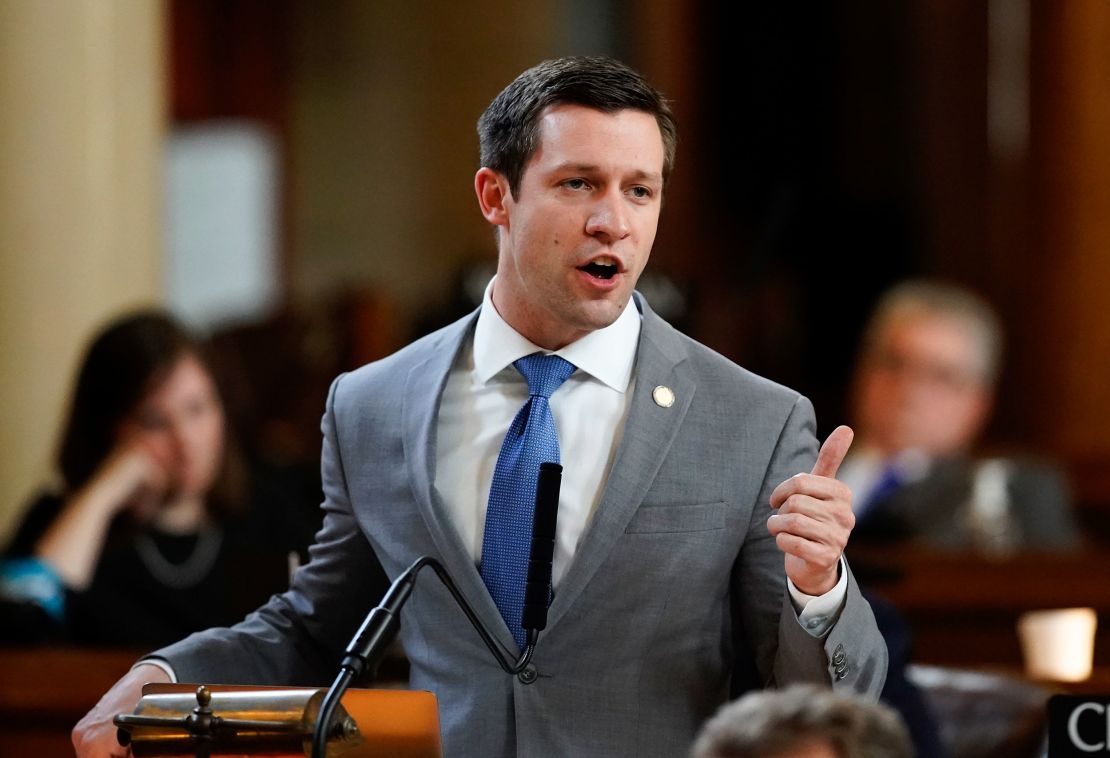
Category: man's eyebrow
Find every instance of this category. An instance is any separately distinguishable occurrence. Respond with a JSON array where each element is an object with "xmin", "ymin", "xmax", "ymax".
[
  {"xmin": 626, "ymin": 168, "xmax": 664, "ymax": 184},
  {"xmin": 549, "ymin": 162, "xmax": 663, "ymax": 184}
]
